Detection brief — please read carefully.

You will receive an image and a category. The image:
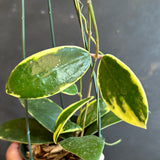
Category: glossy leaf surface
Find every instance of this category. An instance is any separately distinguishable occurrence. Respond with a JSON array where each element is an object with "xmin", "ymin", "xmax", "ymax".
[
  {"xmin": 20, "ymin": 98, "xmax": 81, "ymax": 133},
  {"xmin": 53, "ymin": 97, "xmax": 93, "ymax": 143},
  {"xmin": 78, "ymin": 99, "xmax": 110, "ymax": 127},
  {"xmin": 60, "ymin": 135, "xmax": 104, "ymax": 160},
  {"xmin": 61, "ymin": 84, "xmax": 78, "ymax": 95},
  {"xmin": 0, "ymin": 118, "xmax": 53, "ymax": 144},
  {"xmin": 98, "ymin": 54, "xmax": 148, "ymax": 128},
  {"xmin": 6, "ymin": 46, "xmax": 91, "ymax": 98},
  {"xmin": 85, "ymin": 111, "xmax": 122, "ymax": 135}
]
